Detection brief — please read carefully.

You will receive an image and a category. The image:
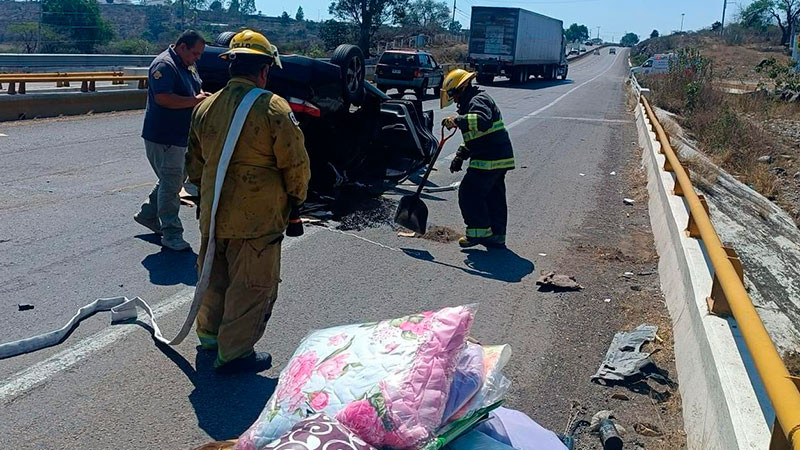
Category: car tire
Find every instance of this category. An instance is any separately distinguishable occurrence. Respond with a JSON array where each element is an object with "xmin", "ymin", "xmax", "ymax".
[
  {"xmin": 215, "ymin": 32, "xmax": 237, "ymax": 47},
  {"xmin": 331, "ymin": 44, "xmax": 365, "ymax": 107},
  {"xmin": 477, "ymin": 74, "xmax": 493, "ymax": 85},
  {"xmin": 415, "ymin": 80, "xmax": 427, "ymax": 99}
]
